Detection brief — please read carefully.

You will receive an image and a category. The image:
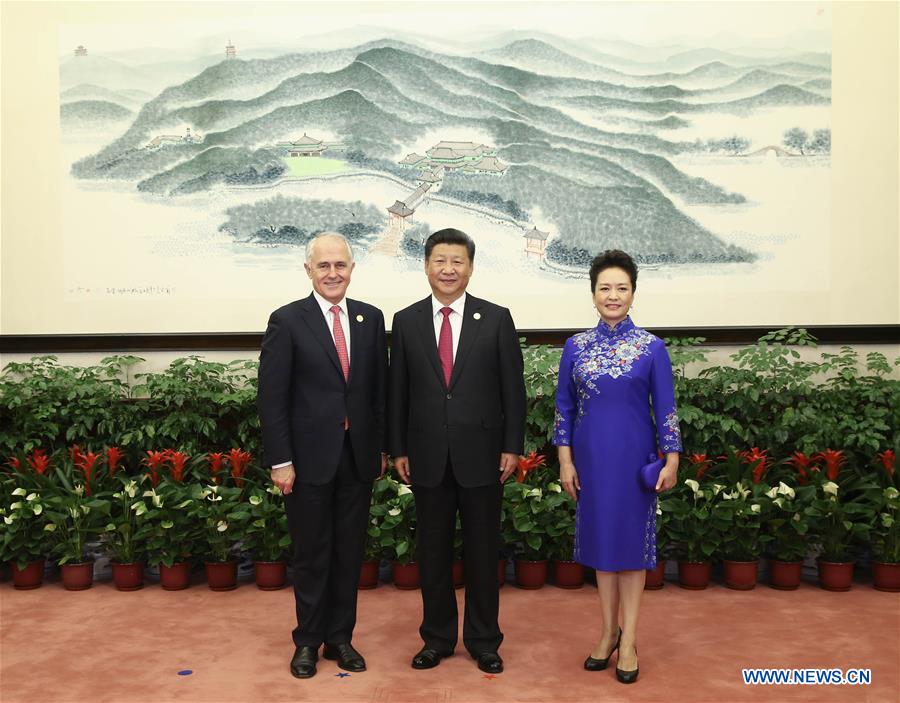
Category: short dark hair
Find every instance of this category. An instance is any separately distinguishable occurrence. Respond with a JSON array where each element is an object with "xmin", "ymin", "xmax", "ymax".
[
  {"xmin": 589, "ymin": 249, "xmax": 638, "ymax": 293},
  {"xmin": 424, "ymin": 228, "xmax": 475, "ymax": 262}
]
